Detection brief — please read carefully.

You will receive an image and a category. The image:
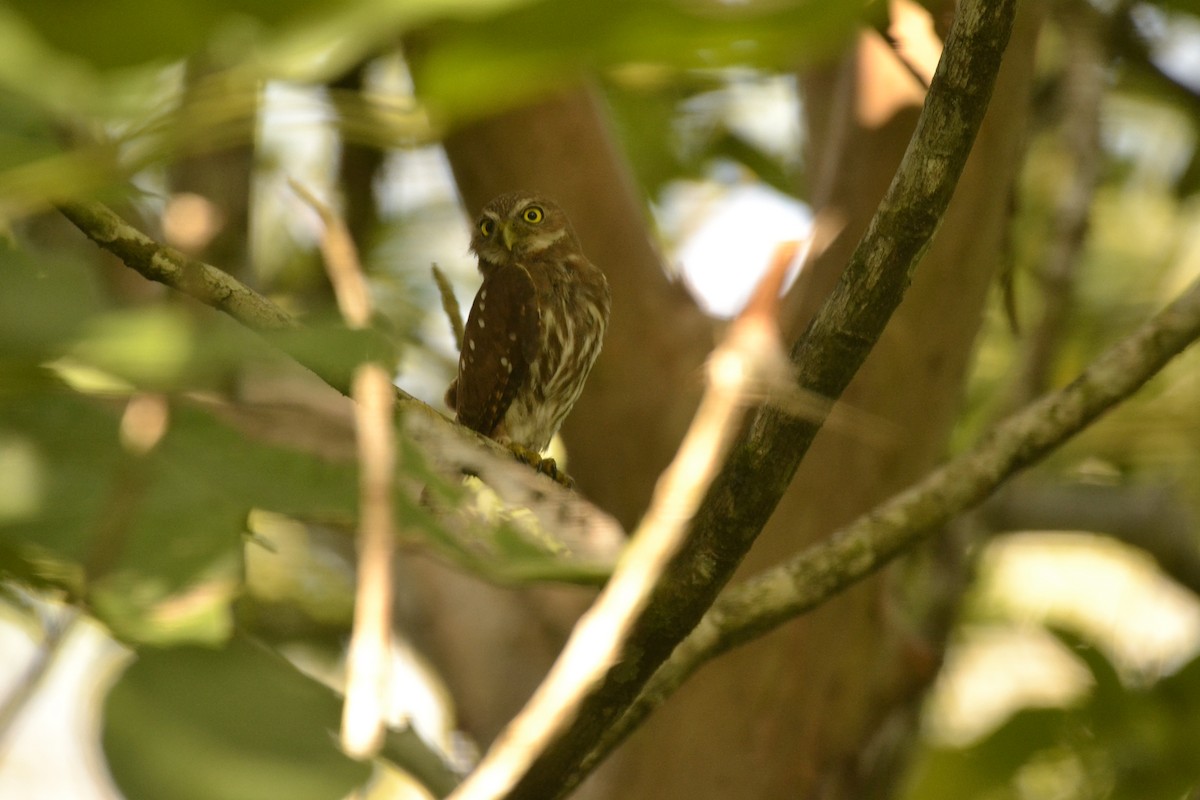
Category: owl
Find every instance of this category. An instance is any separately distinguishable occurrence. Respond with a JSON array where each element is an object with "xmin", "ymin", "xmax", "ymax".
[{"xmin": 444, "ymin": 192, "xmax": 611, "ymax": 482}]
